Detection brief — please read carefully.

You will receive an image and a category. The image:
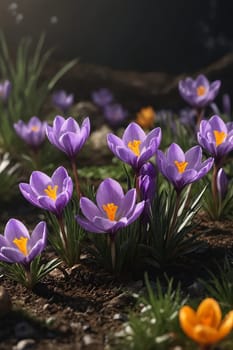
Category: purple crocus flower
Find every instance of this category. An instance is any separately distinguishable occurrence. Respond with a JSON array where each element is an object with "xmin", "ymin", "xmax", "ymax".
[
  {"xmin": 103, "ymin": 103, "xmax": 127, "ymax": 127},
  {"xmin": 19, "ymin": 166, "xmax": 73, "ymax": 217},
  {"xmin": 0, "ymin": 219, "xmax": 46, "ymax": 265},
  {"xmin": 52, "ymin": 90, "xmax": 74, "ymax": 114},
  {"xmin": 14, "ymin": 116, "xmax": 47, "ymax": 149},
  {"xmin": 91, "ymin": 88, "xmax": 113, "ymax": 107},
  {"xmin": 157, "ymin": 143, "xmax": 214, "ymax": 193},
  {"xmin": 138, "ymin": 162, "xmax": 156, "ymax": 202},
  {"xmin": 178, "ymin": 74, "xmax": 221, "ymax": 108},
  {"xmin": 217, "ymin": 168, "xmax": 228, "ymax": 201},
  {"xmin": 46, "ymin": 116, "xmax": 90, "ymax": 159},
  {"xmin": 138, "ymin": 163, "xmax": 156, "ymax": 222},
  {"xmin": 107, "ymin": 122, "xmax": 161, "ymax": 171},
  {"xmin": 0, "ymin": 80, "xmax": 11, "ymax": 102},
  {"xmin": 76, "ymin": 178, "xmax": 144, "ymax": 237},
  {"xmin": 197, "ymin": 115, "xmax": 233, "ymax": 163}
]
